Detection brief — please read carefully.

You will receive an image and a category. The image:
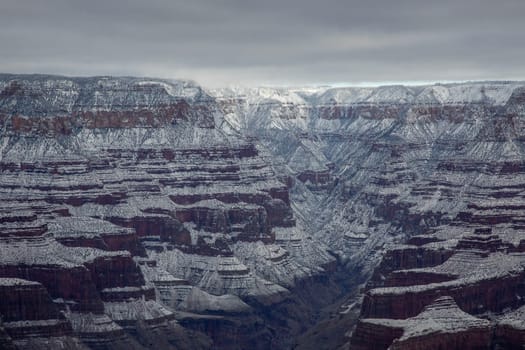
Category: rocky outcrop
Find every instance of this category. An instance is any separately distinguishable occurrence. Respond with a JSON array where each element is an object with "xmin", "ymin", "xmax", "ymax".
[
  {"xmin": 361, "ymin": 250, "xmax": 525, "ymax": 319},
  {"xmin": 495, "ymin": 305, "xmax": 525, "ymax": 349},
  {"xmin": 351, "ymin": 297, "xmax": 492, "ymax": 350},
  {"xmin": 0, "ymin": 278, "xmax": 87, "ymax": 349},
  {"xmin": 0, "ymin": 278, "xmax": 72, "ymax": 339}
]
